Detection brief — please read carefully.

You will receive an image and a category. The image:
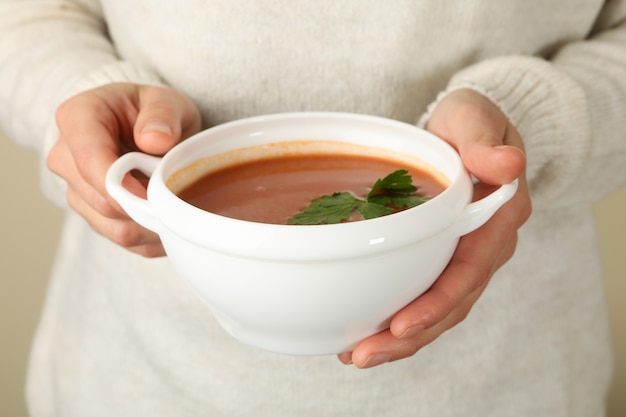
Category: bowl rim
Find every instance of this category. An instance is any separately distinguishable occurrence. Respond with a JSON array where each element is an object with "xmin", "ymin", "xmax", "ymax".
[{"xmin": 146, "ymin": 112, "xmax": 473, "ymax": 260}]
